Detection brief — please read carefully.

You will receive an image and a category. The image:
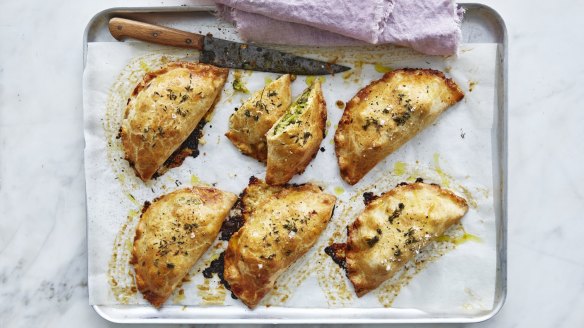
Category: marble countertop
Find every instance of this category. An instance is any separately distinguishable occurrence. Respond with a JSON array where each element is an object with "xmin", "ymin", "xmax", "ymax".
[{"xmin": 1, "ymin": 0, "xmax": 582, "ymax": 327}]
